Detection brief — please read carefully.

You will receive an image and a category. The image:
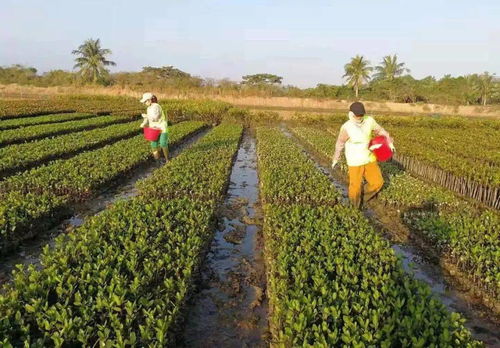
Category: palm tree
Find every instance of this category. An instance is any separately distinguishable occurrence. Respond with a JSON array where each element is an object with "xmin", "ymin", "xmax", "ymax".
[
  {"xmin": 343, "ymin": 55, "xmax": 373, "ymax": 98},
  {"xmin": 475, "ymin": 72, "xmax": 495, "ymax": 105},
  {"xmin": 373, "ymin": 54, "xmax": 410, "ymax": 81},
  {"xmin": 72, "ymin": 39, "xmax": 116, "ymax": 84}
]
